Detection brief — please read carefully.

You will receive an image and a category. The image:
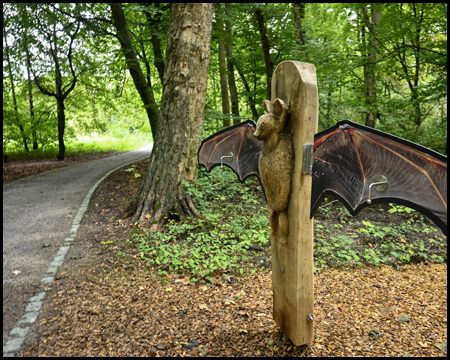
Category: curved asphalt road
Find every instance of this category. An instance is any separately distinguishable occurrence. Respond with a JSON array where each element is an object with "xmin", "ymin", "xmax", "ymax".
[{"xmin": 3, "ymin": 144, "xmax": 152, "ymax": 355}]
